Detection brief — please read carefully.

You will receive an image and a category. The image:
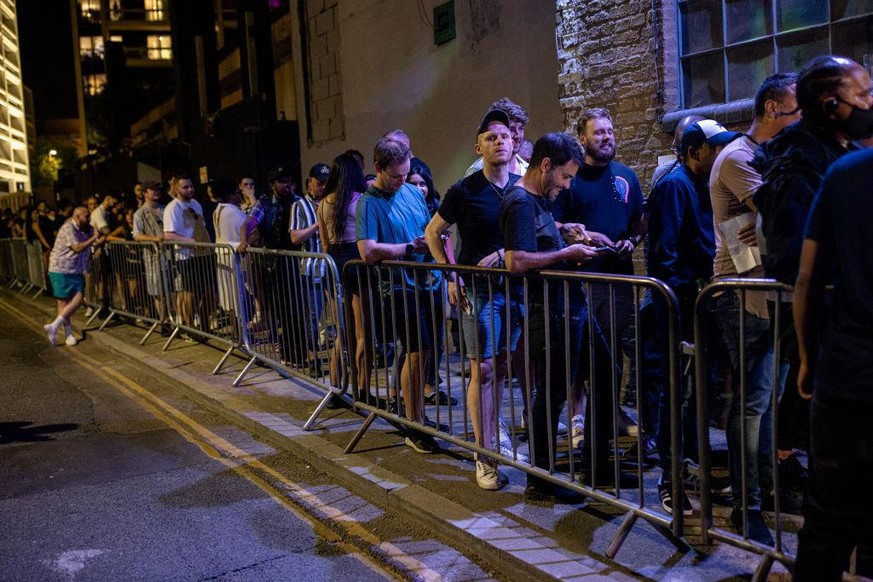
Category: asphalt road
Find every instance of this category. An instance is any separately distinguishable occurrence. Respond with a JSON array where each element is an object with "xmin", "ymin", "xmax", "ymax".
[{"xmin": 0, "ymin": 307, "xmax": 395, "ymax": 581}]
